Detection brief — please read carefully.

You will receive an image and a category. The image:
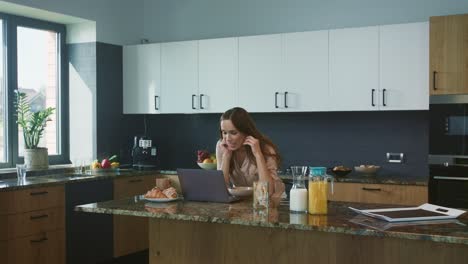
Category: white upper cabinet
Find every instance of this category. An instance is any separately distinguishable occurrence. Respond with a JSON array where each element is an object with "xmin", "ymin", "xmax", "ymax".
[
  {"xmin": 198, "ymin": 38, "xmax": 238, "ymax": 113},
  {"xmin": 282, "ymin": 30, "xmax": 329, "ymax": 111},
  {"xmin": 379, "ymin": 22, "xmax": 429, "ymax": 110},
  {"xmin": 238, "ymin": 34, "xmax": 282, "ymax": 112},
  {"xmin": 123, "ymin": 43, "xmax": 161, "ymax": 114},
  {"xmin": 161, "ymin": 40, "xmax": 198, "ymax": 114},
  {"xmin": 329, "ymin": 26, "xmax": 379, "ymax": 111}
]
